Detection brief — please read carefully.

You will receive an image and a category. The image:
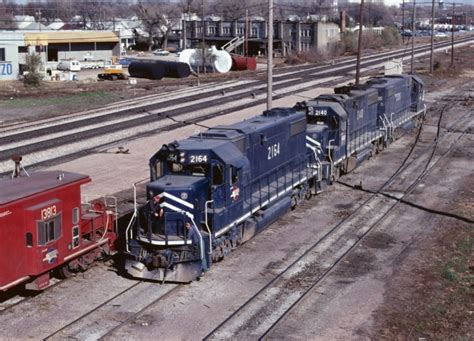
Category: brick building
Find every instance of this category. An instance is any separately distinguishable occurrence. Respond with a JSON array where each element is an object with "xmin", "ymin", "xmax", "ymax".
[{"xmin": 182, "ymin": 20, "xmax": 340, "ymax": 56}]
